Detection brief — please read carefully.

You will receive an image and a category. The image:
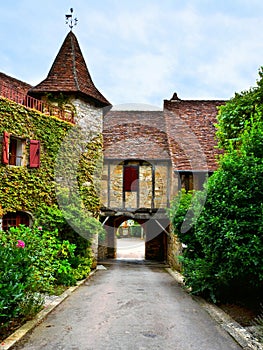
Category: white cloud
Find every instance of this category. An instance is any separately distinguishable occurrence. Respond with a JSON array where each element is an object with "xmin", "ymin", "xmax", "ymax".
[{"xmin": 1, "ymin": 0, "xmax": 263, "ymax": 104}]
